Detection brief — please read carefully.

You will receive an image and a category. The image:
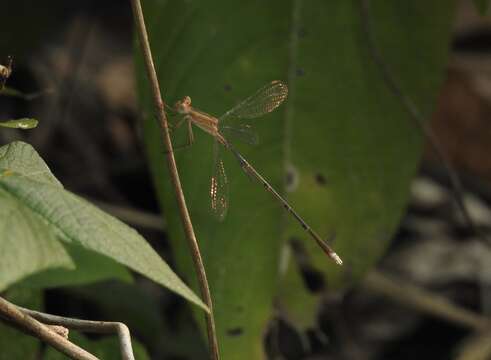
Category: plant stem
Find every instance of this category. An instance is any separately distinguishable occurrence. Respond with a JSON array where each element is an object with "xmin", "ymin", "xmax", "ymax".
[
  {"xmin": 129, "ymin": 1, "xmax": 220, "ymax": 359},
  {"xmin": 19, "ymin": 307, "xmax": 135, "ymax": 360},
  {"xmin": 0, "ymin": 297, "xmax": 98, "ymax": 360}
]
